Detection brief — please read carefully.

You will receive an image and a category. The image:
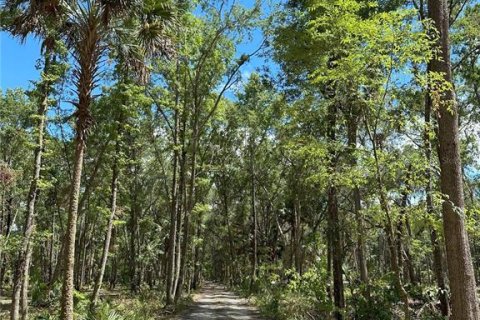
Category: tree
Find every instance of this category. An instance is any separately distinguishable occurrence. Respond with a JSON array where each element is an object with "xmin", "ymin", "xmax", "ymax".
[
  {"xmin": 428, "ymin": 0, "xmax": 480, "ymax": 318},
  {"xmin": 57, "ymin": 1, "xmax": 175, "ymax": 318},
  {"xmin": 1, "ymin": 2, "xmax": 67, "ymax": 319}
]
